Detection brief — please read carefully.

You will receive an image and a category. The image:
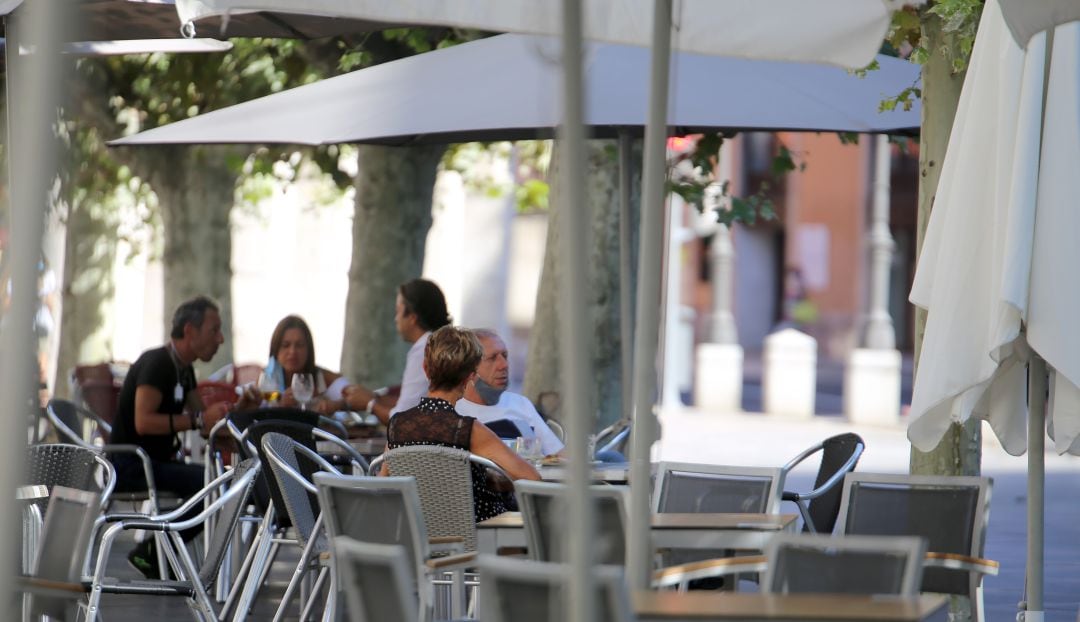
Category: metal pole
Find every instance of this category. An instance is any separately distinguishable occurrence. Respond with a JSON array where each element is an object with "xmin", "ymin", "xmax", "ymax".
[
  {"xmin": 627, "ymin": 0, "xmax": 672, "ymax": 591},
  {"xmin": 1, "ymin": 0, "xmax": 64, "ymax": 614},
  {"xmin": 618, "ymin": 131, "xmax": 635, "ymax": 423},
  {"xmin": 709, "ymin": 139, "xmax": 737, "ymax": 345},
  {"xmin": 558, "ymin": 1, "xmax": 594, "ymax": 621},
  {"xmin": 1026, "ymin": 355, "xmax": 1046, "ymax": 621},
  {"xmin": 864, "ymin": 134, "xmax": 896, "ymax": 350}
]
